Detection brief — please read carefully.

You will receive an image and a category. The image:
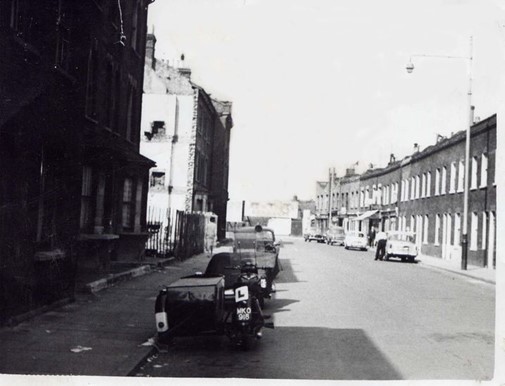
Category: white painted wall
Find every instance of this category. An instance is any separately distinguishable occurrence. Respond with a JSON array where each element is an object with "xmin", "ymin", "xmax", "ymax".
[
  {"xmin": 267, "ymin": 217, "xmax": 292, "ymax": 236},
  {"xmin": 140, "ymin": 93, "xmax": 195, "ymax": 215}
]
